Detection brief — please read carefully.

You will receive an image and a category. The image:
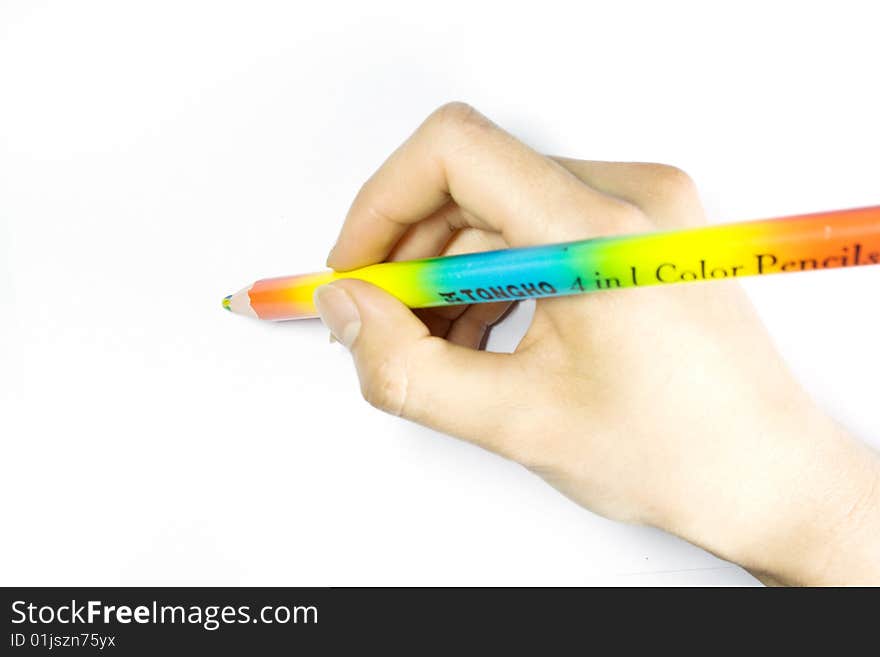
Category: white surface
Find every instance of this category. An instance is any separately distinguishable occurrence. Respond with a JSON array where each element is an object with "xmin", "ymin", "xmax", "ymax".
[{"xmin": 1, "ymin": 1, "xmax": 877, "ymax": 586}]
